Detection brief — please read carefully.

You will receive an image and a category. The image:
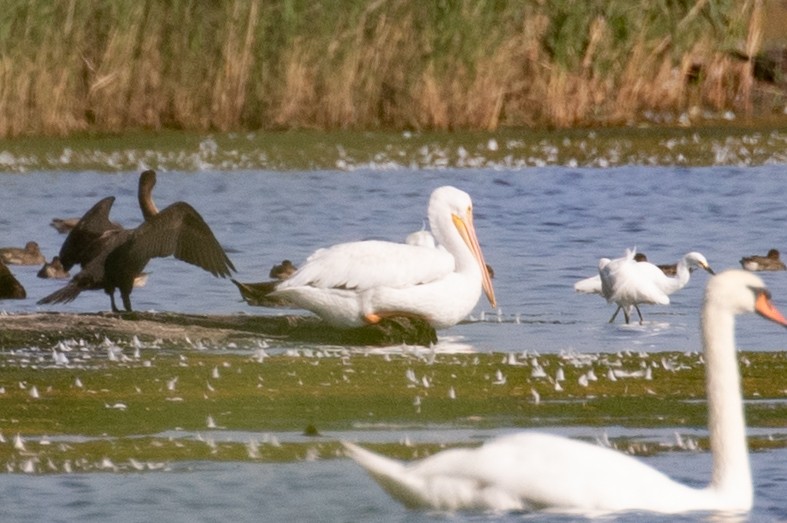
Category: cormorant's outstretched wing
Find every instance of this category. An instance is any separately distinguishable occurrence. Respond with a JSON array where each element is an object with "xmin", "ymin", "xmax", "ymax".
[
  {"xmin": 122, "ymin": 202, "xmax": 235, "ymax": 278},
  {"xmin": 59, "ymin": 196, "xmax": 120, "ymax": 271}
]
